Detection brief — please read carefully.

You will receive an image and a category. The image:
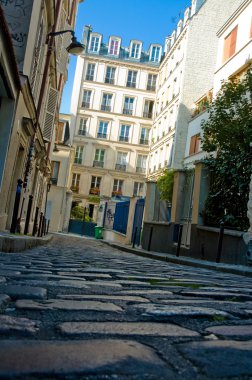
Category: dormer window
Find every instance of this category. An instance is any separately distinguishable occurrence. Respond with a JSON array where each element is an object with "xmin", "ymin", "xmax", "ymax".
[
  {"xmin": 109, "ymin": 37, "xmax": 121, "ymax": 55},
  {"xmin": 150, "ymin": 45, "xmax": 162, "ymax": 63},
  {"xmin": 130, "ymin": 41, "xmax": 142, "ymax": 59},
  {"xmin": 177, "ymin": 20, "xmax": 183, "ymax": 36},
  {"xmin": 171, "ymin": 31, "xmax": 176, "ymax": 46},
  {"xmin": 89, "ymin": 34, "xmax": 101, "ymax": 53},
  {"xmin": 184, "ymin": 7, "xmax": 190, "ymax": 25}
]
